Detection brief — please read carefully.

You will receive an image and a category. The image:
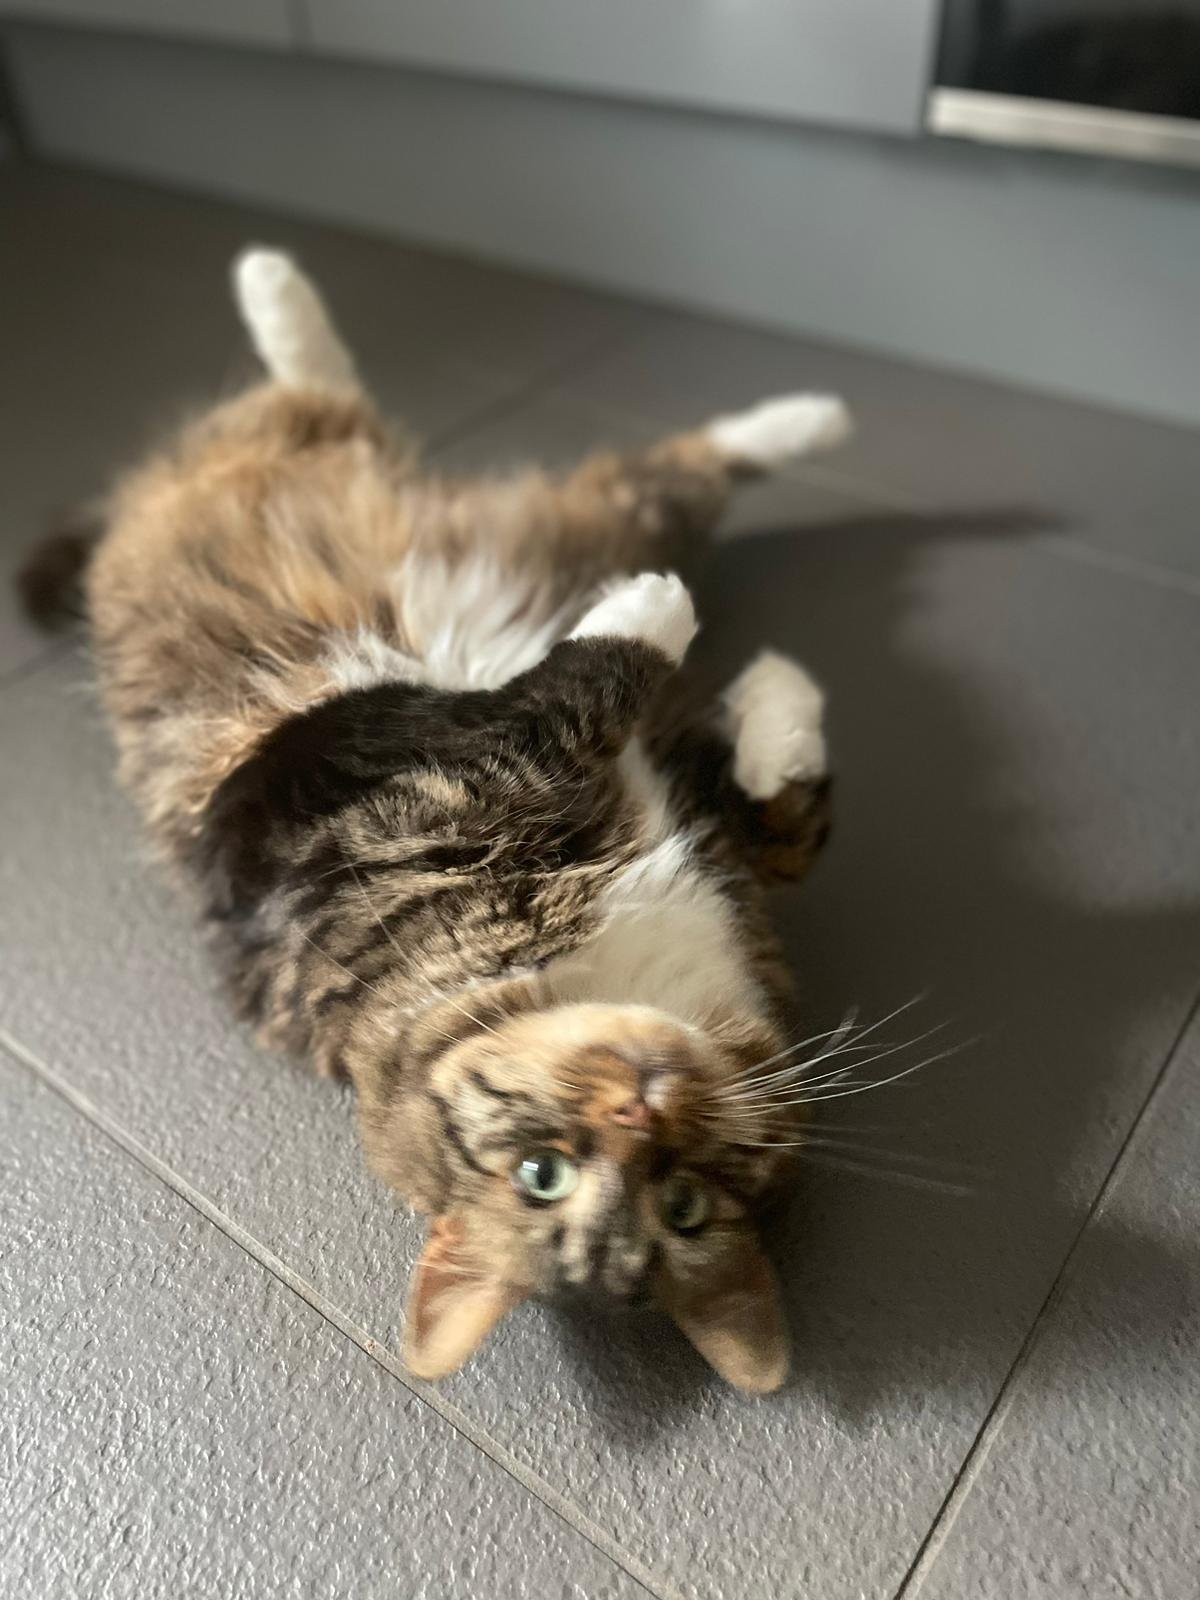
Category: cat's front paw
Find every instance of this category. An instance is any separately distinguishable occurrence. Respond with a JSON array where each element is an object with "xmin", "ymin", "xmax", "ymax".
[
  {"xmin": 723, "ymin": 650, "xmax": 827, "ymax": 799},
  {"xmin": 723, "ymin": 651, "xmax": 833, "ymax": 883},
  {"xmin": 571, "ymin": 572, "xmax": 697, "ymax": 665},
  {"xmin": 708, "ymin": 394, "xmax": 853, "ymax": 471}
]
